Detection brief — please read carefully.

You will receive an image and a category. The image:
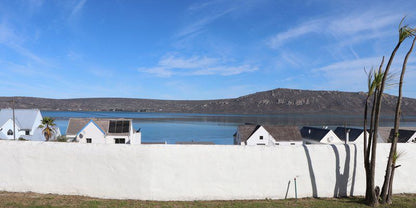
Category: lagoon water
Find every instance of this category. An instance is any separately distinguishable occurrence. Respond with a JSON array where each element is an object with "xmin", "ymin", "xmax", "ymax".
[{"xmin": 42, "ymin": 111, "xmax": 416, "ymax": 145}]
